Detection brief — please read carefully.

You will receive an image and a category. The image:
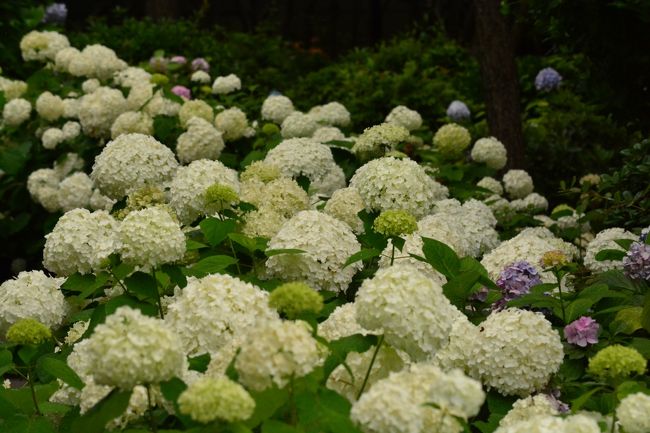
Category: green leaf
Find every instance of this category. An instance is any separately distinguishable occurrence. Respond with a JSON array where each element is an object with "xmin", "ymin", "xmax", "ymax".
[
  {"xmin": 595, "ymin": 249, "xmax": 626, "ymax": 261},
  {"xmin": 577, "ymin": 283, "xmax": 625, "ymax": 303},
  {"xmin": 296, "ymin": 175, "xmax": 311, "ymax": 193},
  {"xmin": 185, "ymin": 255, "xmax": 238, "ymax": 277},
  {"xmin": 159, "ymin": 377, "xmax": 187, "ymax": 408},
  {"xmin": 186, "ymin": 239, "xmax": 208, "ymax": 250},
  {"xmin": 611, "ymin": 307, "xmax": 643, "ymax": 335},
  {"xmin": 2, "ymin": 415, "xmax": 56, "ymax": 433},
  {"xmin": 229, "ymin": 233, "xmax": 259, "ymax": 253},
  {"xmin": 642, "ymin": 292, "xmax": 650, "ymax": 334},
  {"xmin": 443, "ymin": 270, "xmax": 482, "ymax": 307},
  {"xmin": 124, "ymin": 272, "xmax": 158, "ymax": 301},
  {"xmin": 565, "ymin": 298, "xmax": 597, "ymax": 323},
  {"xmin": 37, "ymin": 356, "xmax": 84, "ymax": 390},
  {"xmin": 245, "ymin": 387, "xmax": 290, "ymax": 428},
  {"xmin": 261, "ymin": 420, "xmax": 300, "ymax": 433},
  {"xmin": 265, "ymin": 248, "xmax": 306, "ymax": 257},
  {"xmin": 188, "ymin": 353, "xmax": 211, "ymax": 372},
  {"xmin": 295, "ymin": 388, "xmax": 363, "ymax": 433},
  {"xmin": 343, "ymin": 248, "xmax": 380, "ymax": 268},
  {"xmin": 71, "ymin": 389, "xmax": 132, "ymax": 433},
  {"xmin": 0, "ymin": 141, "xmax": 32, "ymax": 176},
  {"xmin": 200, "ymin": 218, "xmax": 237, "ymax": 247},
  {"xmin": 421, "ymin": 237, "xmax": 460, "ymax": 279},
  {"xmin": 322, "ymin": 334, "xmax": 378, "ymax": 377},
  {"xmin": 629, "ymin": 337, "xmax": 650, "ymax": 358},
  {"xmin": 161, "ymin": 264, "xmax": 187, "ymax": 289},
  {"xmin": 572, "ymin": 387, "xmax": 605, "ymax": 411}
]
